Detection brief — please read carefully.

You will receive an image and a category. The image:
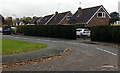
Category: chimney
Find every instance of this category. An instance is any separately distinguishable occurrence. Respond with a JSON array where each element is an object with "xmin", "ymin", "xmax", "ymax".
[
  {"xmin": 55, "ymin": 11, "xmax": 58, "ymax": 15},
  {"xmin": 78, "ymin": 7, "xmax": 82, "ymax": 13}
]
